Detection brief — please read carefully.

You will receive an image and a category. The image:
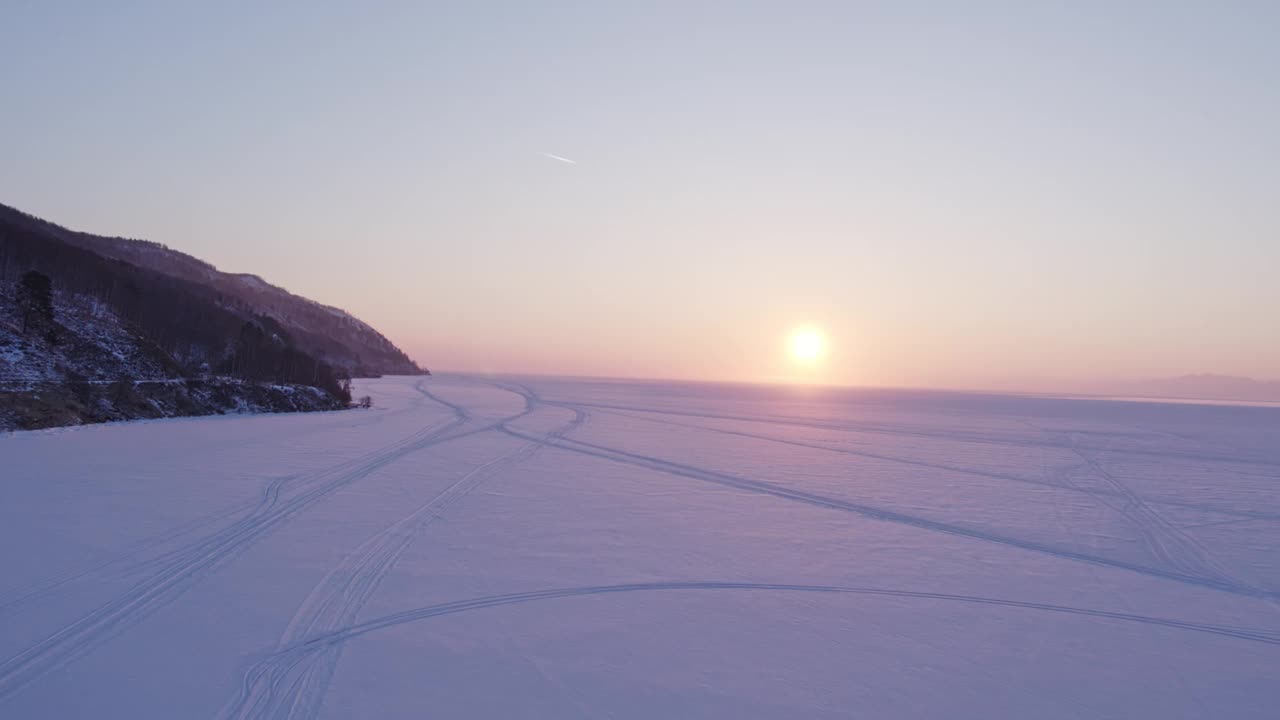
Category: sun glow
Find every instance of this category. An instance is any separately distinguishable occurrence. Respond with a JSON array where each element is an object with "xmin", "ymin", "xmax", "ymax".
[{"xmin": 788, "ymin": 327, "xmax": 826, "ymax": 364}]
